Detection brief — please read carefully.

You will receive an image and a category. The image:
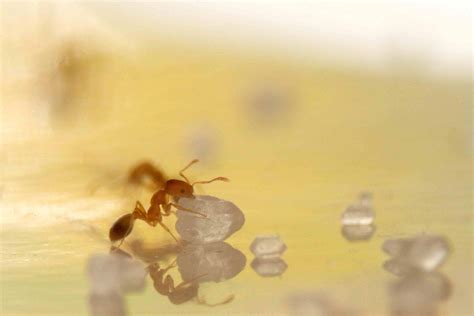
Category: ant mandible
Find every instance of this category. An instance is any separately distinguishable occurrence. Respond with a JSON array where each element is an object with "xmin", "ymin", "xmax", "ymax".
[{"xmin": 109, "ymin": 159, "xmax": 229, "ymax": 246}]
